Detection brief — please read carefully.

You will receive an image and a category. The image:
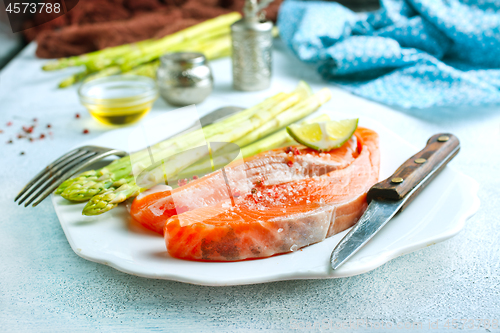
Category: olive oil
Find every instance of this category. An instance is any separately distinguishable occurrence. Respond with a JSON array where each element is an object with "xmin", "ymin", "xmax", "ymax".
[{"xmin": 84, "ymin": 100, "xmax": 152, "ymax": 126}]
